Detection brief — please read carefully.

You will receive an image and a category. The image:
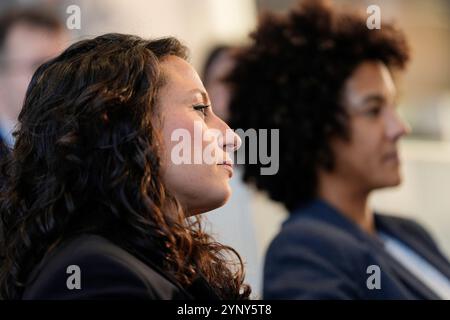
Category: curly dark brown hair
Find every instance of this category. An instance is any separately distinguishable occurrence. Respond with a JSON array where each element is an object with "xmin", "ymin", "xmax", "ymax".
[
  {"xmin": 227, "ymin": 0, "xmax": 410, "ymax": 211},
  {"xmin": 0, "ymin": 33, "xmax": 250, "ymax": 299}
]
